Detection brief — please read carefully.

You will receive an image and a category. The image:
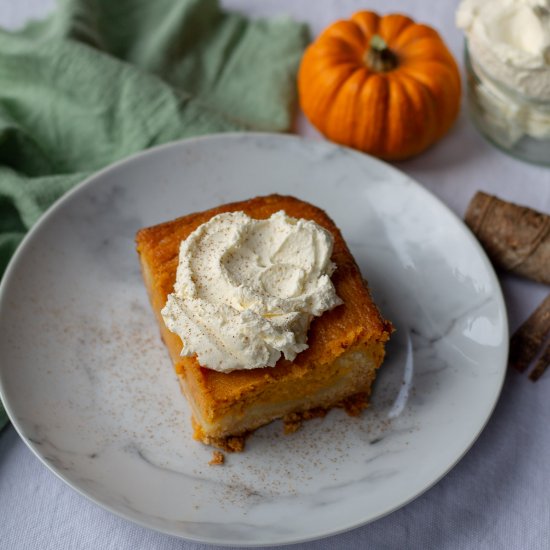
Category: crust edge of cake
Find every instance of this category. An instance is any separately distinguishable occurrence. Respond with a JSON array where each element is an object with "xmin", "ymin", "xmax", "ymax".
[{"xmin": 181, "ymin": 344, "xmax": 382, "ymax": 451}]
